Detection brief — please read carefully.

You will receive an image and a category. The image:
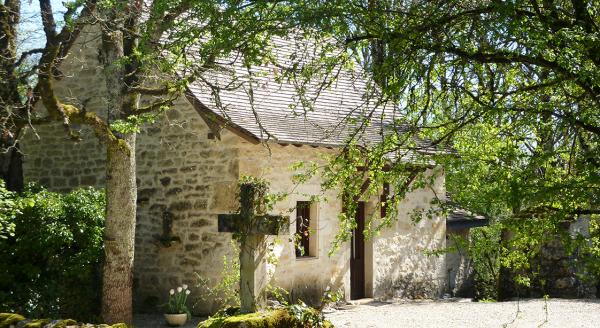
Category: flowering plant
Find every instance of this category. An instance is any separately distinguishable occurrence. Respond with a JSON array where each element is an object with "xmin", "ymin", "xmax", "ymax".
[{"xmin": 164, "ymin": 284, "xmax": 191, "ymax": 316}]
